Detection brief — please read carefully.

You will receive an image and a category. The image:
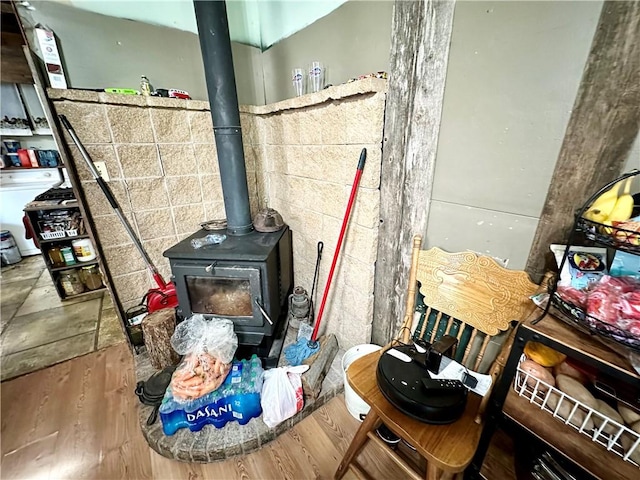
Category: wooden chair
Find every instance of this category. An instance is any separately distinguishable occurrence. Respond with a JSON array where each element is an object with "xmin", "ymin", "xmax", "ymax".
[{"xmin": 335, "ymin": 235, "xmax": 539, "ymax": 480}]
